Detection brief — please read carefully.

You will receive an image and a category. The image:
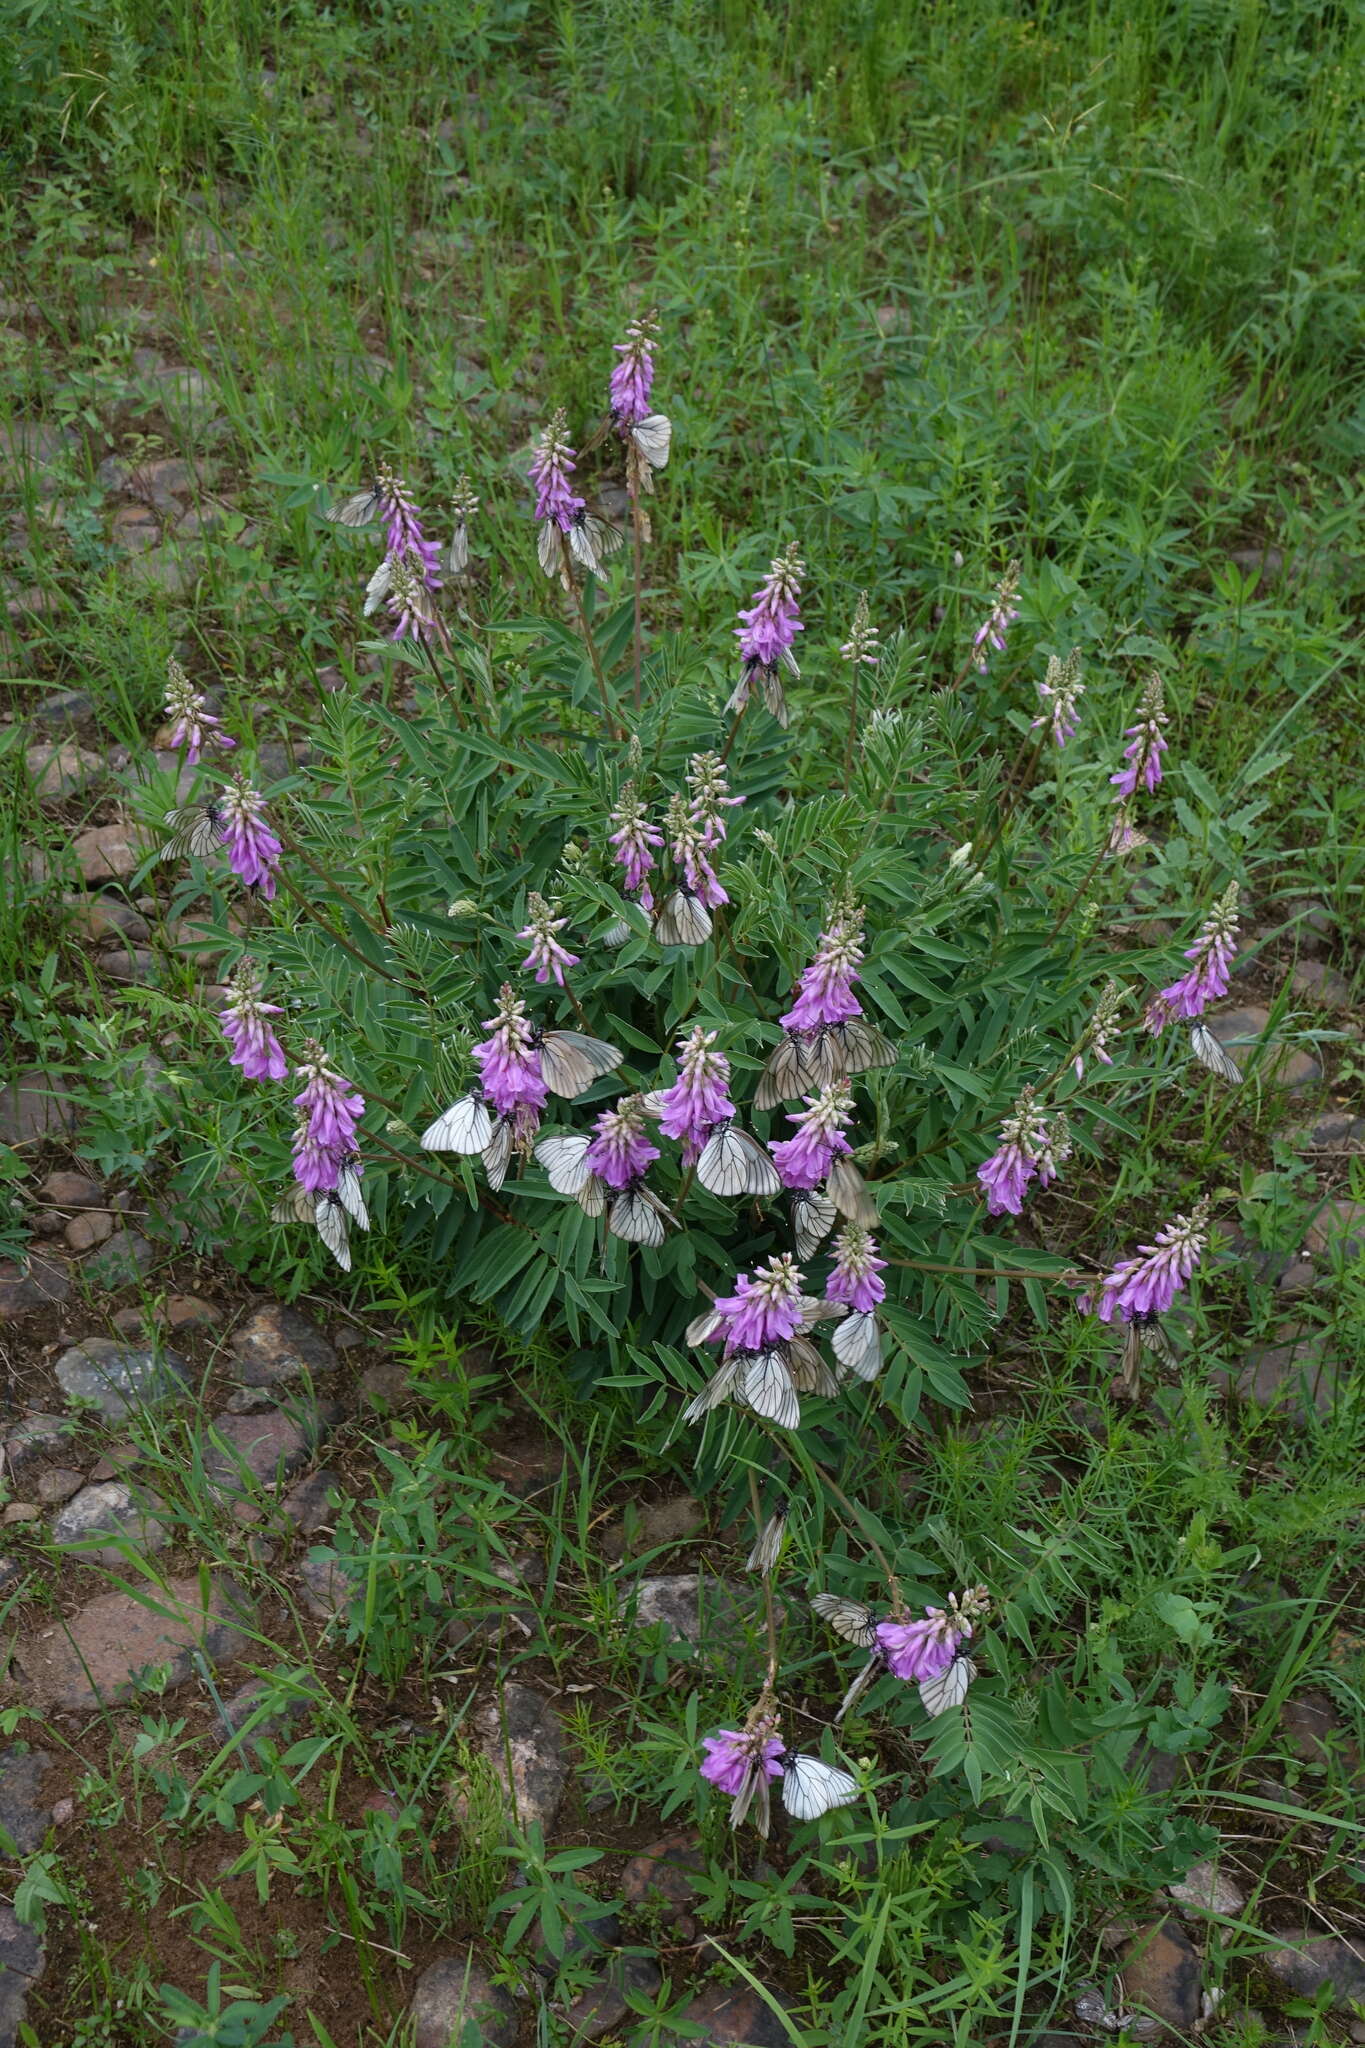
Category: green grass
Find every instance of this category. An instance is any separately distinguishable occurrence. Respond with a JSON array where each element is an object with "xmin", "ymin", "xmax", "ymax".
[{"xmin": 2, "ymin": 1, "xmax": 1365, "ymax": 2043}]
